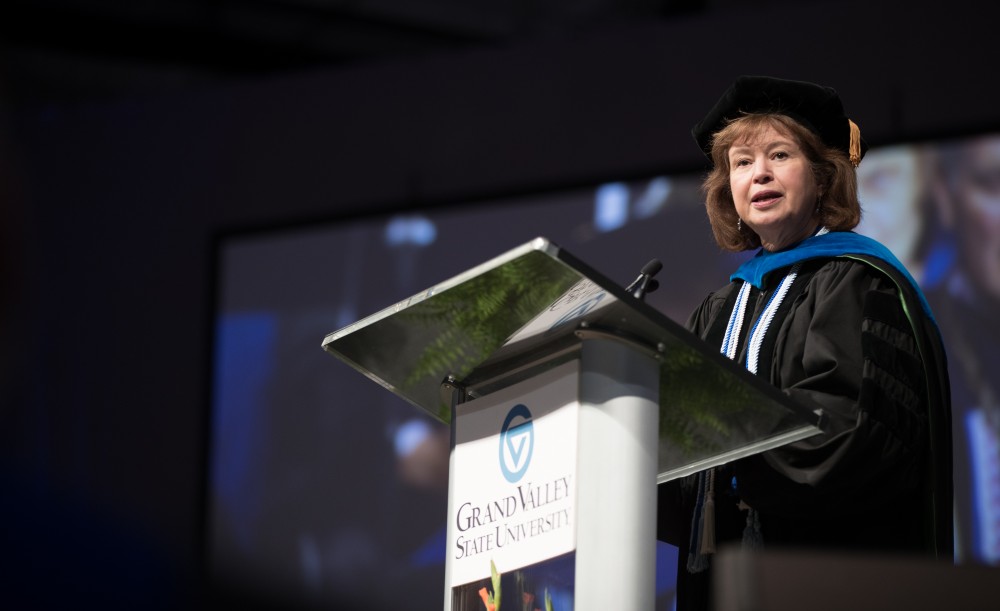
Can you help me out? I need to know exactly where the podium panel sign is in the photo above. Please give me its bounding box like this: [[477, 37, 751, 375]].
[[448, 360, 580, 589]]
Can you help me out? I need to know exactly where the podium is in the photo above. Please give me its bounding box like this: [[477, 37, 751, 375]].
[[322, 237, 824, 610]]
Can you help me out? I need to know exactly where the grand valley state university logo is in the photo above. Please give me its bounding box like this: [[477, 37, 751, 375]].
[[499, 404, 534, 483]]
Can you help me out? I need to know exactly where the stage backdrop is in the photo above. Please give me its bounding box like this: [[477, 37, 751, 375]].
[[208, 132, 1000, 610]]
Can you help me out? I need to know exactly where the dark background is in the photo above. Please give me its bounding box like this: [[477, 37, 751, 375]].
[[2, 0, 999, 608]]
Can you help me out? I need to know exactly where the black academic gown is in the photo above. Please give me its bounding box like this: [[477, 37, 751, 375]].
[[657, 255, 952, 611]]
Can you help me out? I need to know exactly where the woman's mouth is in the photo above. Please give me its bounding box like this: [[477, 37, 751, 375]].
[[751, 190, 782, 207]]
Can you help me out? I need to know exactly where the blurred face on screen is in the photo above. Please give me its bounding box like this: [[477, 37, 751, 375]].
[[946, 136, 1000, 303], [858, 146, 925, 267]]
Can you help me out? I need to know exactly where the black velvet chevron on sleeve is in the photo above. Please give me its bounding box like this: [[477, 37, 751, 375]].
[[854, 255, 954, 558]]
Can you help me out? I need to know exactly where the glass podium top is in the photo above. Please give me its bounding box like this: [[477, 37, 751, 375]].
[[323, 237, 824, 482]]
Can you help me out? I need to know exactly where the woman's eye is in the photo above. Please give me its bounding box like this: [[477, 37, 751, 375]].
[[773, 151, 788, 160]]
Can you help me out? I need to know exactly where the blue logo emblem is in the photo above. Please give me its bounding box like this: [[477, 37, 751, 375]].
[[499, 404, 534, 483]]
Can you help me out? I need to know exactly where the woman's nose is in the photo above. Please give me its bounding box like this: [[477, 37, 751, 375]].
[[753, 160, 773, 183]]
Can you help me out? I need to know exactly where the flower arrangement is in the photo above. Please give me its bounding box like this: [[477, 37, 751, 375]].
[[478, 560, 554, 611], [477, 560, 501, 611]]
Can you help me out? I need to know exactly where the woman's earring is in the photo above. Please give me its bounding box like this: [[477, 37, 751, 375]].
[[737, 218, 742, 232]]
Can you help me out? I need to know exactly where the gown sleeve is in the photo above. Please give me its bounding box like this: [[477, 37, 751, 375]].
[[732, 260, 929, 518]]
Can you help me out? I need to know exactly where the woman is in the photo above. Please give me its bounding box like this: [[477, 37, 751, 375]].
[[657, 76, 952, 611]]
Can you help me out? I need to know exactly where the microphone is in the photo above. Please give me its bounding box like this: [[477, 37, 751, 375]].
[[625, 258, 662, 301]]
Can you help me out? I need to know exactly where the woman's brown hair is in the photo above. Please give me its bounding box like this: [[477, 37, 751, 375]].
[[703, 113, 861, 251]]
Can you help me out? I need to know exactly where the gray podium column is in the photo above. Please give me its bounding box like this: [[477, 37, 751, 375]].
[[575, 337, 659, 610]]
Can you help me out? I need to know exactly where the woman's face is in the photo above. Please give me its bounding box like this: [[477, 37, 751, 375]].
[[728, 124, 821, 251]]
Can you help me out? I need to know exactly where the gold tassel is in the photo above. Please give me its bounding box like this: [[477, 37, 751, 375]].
[[848, 119, 862, 167]]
